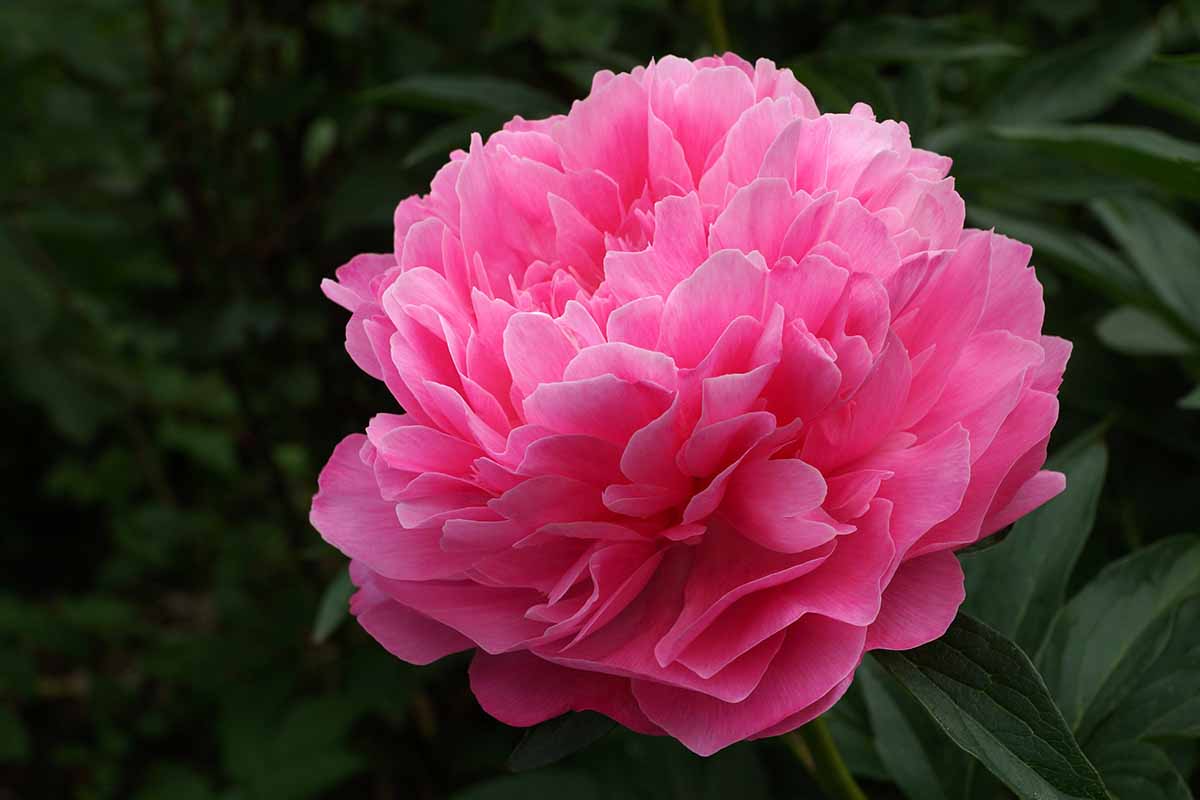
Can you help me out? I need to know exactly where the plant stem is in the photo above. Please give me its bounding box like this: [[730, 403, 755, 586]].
[[785, 717, 867, 800], [694, 0, 731, 53]]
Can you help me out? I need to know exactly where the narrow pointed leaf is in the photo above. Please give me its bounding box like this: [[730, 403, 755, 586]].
[[1095, 307, 1195, 356], [874, 613, 1110, 800], [507, 711, 615, 772], [962, 431, 1107, 654], [311, 568, 354, 644], [1091, 197, 1200, 332], [994, 125, 1200, 199]]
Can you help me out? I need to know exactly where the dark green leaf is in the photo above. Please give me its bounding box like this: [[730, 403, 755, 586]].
[[1086, 741, 1192, 800], [987, 29, 1158, 123], [1091, 197, 1200, 332], [859, 660, 967, 800], [962, 431, 1107, 654], [823, 15, 1022, 63], [1125, 56, 1200, 126], [310, 568, 354, 644], [994, 125, 1200, 199], [453, 770, 601, 800], [875, 613, 1110, 800], [358, 75, 561, 116], [1179, 385, 1200, 410], [823, 679, 891, 780], [1086, 596, 1200, 745], [1038, 536, 1200, 737], [508, 711, 615, 771], [966, 207, 1147, 305], [1095, 307, 1195, 356], [404, 112, 510, 168]]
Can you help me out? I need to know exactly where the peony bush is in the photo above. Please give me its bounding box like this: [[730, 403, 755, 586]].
[[311, 53, 1067, 756]]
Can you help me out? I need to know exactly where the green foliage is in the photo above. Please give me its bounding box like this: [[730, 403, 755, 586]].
[[876, 614, 1110, 800], [4, 0, 1200, 798], [508, 712, 616, 772]]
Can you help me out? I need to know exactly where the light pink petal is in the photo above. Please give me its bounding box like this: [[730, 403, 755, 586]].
[[606, 295, 665, 348], [503, 312, 580, 398], [660, 250, 767, 368], [563, 342, 678, 390], [557, 73, 649, 207], [708, 178, 805, 263], [976, 231, 1043, 340]]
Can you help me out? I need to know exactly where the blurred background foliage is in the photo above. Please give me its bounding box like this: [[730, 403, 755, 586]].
[[3, 0, 1200, 798]]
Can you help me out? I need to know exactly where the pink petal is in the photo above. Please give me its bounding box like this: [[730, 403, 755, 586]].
[[631, 615, 865, 756], [867, 550, 964, 651], [350, 563, 473, 664], [660, 250, 767, 368], [470, 650, 662, 734]]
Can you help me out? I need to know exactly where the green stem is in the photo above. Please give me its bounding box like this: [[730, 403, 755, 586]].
[[785, 717, 867, 800], [694, 0, 731, 52]]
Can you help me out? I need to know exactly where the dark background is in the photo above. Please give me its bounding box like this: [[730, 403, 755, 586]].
[[3, 1, 1199, 798]]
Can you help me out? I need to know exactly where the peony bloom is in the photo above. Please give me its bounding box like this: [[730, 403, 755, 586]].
[[311, 53, 1068, 756]]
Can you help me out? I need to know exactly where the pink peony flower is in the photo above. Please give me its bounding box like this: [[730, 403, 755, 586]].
[[311, 53, 1069, 756]]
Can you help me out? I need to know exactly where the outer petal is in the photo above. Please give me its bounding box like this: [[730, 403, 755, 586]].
[[349, 562, 472, 664], [631, 616, 865, 755], [470, 650, 663, 734], [866, 550, 964, 651]]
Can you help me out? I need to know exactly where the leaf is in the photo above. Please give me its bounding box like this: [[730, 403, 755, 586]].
[[403, 112, 509, 168], [994, 125, 1200, 199], [874, 613, 1110, 800], [358, 75, 560, 116], [1038, 536, 1200, 739], [823, 15, 1023, 63], [1095, 307, 1195, 356], [1086, 596, 1200, 744], [507, 711, 615, 771], [1179, 385, 1200, 410], [966, 207, 1147, 305], [895, 64, 939, 144], [962, 430, 1107, 654], [986, 28, 1158, 123], [311, 567, 354, 644], [1125, 57, 1200, 126], [859, 660, 967, 800], [1086, 741, 1192, 800], [942, 134, 1138, 204], [823, 679, 891, 780], [791, 58, 897, 119], [1091, 197, 1200, 332], [452, 771, 601, 800]]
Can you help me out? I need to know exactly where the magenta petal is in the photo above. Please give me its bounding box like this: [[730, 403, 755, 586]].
[[350, 563, 473, 664], [632, 616, 865, 756], [867, 550, 964, 651], [470, 650, 662, 734]]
